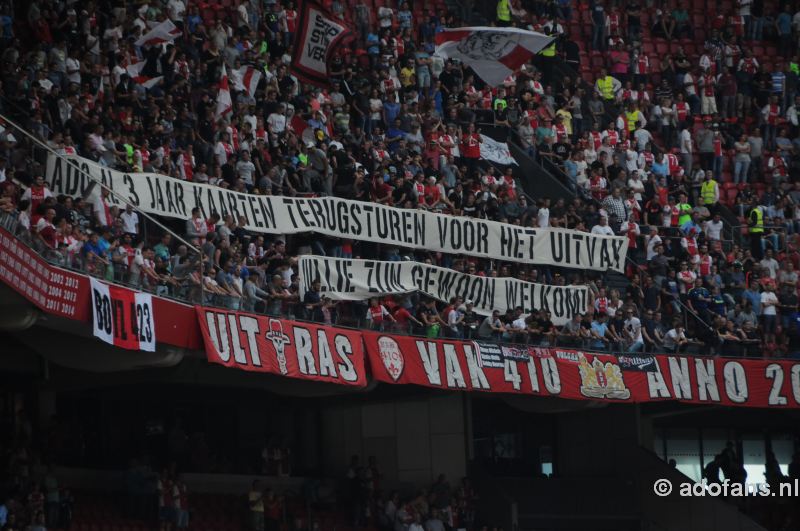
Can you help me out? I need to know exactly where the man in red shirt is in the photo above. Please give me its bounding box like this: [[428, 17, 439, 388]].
[[35, 207, 58, 249], [392, 300, 423, 333], [460, 122, 482, 176]]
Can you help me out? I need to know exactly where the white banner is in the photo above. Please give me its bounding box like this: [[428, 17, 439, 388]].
[[90, 278, 156, 351], [46, 154, 627, 272], [298, 256, 589, 325], [480, 134, 517, 165]]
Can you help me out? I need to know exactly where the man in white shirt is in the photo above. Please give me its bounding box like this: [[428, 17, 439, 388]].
[[65, 50, 81, 85], [537, 199, 550, 228], [120, 203, 139, 240], [633, 124, 653, 151], [236, 150, 256, 187], [760, 283, 779, 343], [128, 248, 145, 288], [786, 95, 800, 126], [759, 249, 780, 279], [623, 309, 644, 352], [703, 213, 724, 241], [267, 104, 287, 134], [214, 132, 234, 166], [645, 226, 663, 260], [662, 321, 689, 352], [447, 304, 464, 339], [679, 124, 693, 177], [591, 215, 615, 235]]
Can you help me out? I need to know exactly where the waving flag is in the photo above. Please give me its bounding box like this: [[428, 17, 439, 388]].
[[291, 1, 353, 87], [125, 60, 162, 89], [232, 65, 262, 98], [94, 78, 105, 105], [215, 65, 232, 120], [135, 19, 182, 47], [480, 134, 518, 165], [434, 27, 553, 87]]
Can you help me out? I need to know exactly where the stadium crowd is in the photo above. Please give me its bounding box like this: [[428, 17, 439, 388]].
[[0, 0, 799, 359], [0, 409, 74, 531]]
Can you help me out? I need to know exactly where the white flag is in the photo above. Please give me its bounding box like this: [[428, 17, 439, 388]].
[[480, 134, 517, 165], [135, 19, 182, 48], [125, 60, 163, 89], [434, 27, 553, 87], [215, 64, 232, 119], [232, 66, 262, 98]]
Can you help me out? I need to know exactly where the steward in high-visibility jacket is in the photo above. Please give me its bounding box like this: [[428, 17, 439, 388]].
[[594, 69, 620, 101], [700, 175, 719, 207], [497, 0, 511, 24], [749, 203, 764, 259]]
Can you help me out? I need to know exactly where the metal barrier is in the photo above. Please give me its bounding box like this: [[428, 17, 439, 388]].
[[1, 209, 765, 358], [729, 224, 790, 254]]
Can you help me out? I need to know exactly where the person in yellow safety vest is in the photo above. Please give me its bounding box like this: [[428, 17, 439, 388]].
[[700, 171, 719, 209], [497, 0, 511, 25], [540, 41, 557, 57], [748, 200, 764, 258], [624, 102, 646, 133], [594, 68, 621, 101]]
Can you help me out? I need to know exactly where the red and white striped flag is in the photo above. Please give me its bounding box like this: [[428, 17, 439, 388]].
[[232, 65, 262, 98], [94, 78, 105, 104], [125, 60, 163, 89], [434, 27, 553, 87], [135, 19, 182, 47], [215, 64, 233, 120]]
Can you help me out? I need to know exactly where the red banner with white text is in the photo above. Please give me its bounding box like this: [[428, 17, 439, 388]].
[[0, 226, 89, 320], [196, 307, 367, 387], [363, 331, 800, 408]]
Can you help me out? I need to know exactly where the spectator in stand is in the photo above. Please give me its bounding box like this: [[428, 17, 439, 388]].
[[3, 0, 800, 358]]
